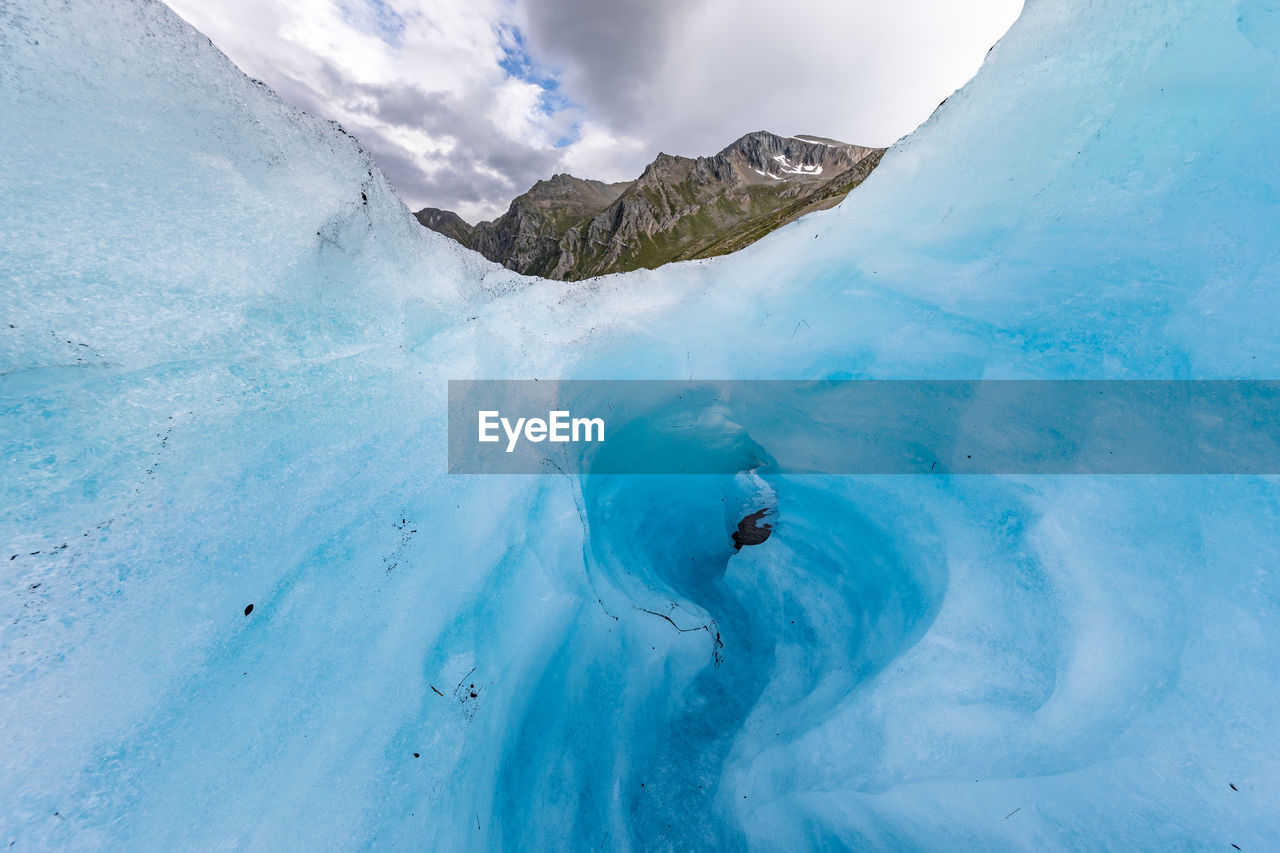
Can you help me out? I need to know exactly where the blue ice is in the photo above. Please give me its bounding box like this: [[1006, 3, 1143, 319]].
[[2, 0, 1279, 849]]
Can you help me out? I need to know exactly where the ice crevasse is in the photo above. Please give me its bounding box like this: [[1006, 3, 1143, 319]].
[[2, 0, 1280, 849]]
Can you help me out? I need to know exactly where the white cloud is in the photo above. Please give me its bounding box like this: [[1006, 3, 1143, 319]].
[[164, 0, 1022, 221], [558, 122, 649, 184]]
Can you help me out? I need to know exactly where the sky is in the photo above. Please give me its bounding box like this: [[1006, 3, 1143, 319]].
[[164, 0, 1023, 223]]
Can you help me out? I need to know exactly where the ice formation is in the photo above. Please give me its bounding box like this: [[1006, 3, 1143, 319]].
[[3, 0, 1280, 849]]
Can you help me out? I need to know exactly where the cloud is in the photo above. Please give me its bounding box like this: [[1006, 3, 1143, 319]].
[[164, 0, 1022, 221], [164, 0, 566, 221], [521, 0, 1025, 160], [515, 0, 688, 126]]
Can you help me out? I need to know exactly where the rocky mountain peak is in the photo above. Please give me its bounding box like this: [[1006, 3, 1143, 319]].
[[717, 130, 876, 184]]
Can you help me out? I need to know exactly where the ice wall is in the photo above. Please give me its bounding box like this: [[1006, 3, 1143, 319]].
[[3, 0, 1280, 850]]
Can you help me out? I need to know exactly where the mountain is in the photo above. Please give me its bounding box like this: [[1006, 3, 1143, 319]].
[[424, 174, 633, 278], [413, 207, 473, 244], [415, 131, 884, 279]]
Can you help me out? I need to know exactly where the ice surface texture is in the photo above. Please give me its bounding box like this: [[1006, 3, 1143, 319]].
[[3, 0, 1280, 849]]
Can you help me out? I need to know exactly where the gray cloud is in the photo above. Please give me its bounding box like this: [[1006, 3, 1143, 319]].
[[344, 79, 565, 220], [518, 0, 689, 126], [362, 83, 450, 131]]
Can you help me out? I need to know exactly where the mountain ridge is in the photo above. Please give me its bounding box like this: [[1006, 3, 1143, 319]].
[[415, 130, 884, 280]]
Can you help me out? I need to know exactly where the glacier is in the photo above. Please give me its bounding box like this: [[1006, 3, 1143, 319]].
[[3, 0, 1280, 849]]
